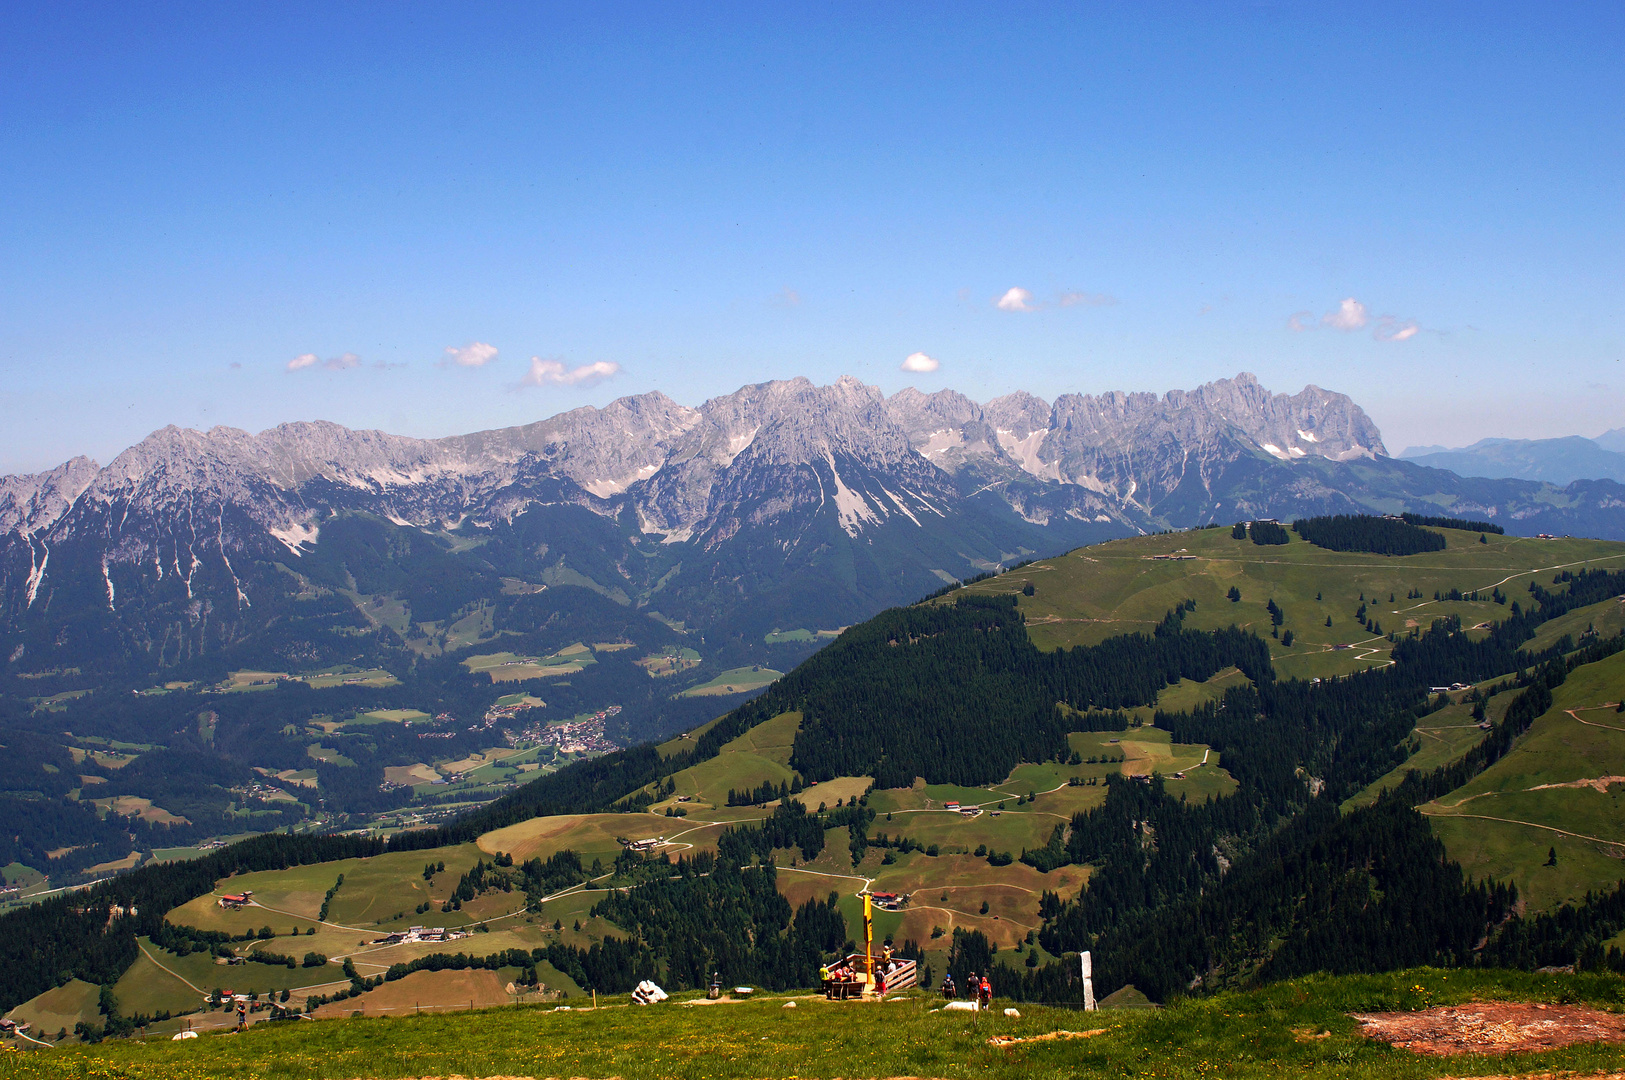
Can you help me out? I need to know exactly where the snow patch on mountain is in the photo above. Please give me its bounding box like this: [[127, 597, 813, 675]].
[[269, 521, 321, 555], [826, 455, 880, 536]]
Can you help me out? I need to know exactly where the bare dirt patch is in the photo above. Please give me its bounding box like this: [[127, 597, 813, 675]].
[[1353, 1002, 1625, 1055], [987, 1028, 1108, 1047]]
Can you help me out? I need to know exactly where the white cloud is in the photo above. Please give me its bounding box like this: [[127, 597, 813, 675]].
[[520, 357, 621, 388], [288, 351, 362, 372], [1057, 291, 1116, 308], [1374, 317, 1420, 342], [900, 352, 940, 373], [1322, 297, 1369, 331], [442, 342, 498, 368], [996, 287, 1037, 312], [1291, 297, 1423, 341]]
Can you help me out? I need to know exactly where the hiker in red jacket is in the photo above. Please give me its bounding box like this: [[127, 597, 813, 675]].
[[979, 974, 992, 1009]]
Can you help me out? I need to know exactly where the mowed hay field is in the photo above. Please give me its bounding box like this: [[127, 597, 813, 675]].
[[679, 666, 784, 697], [462, 646, 595, 683], [478, 813, 691, 866], [962, 525, 1625, 679], [309, 968, 517, 1018], [1420, 647, 1625, 912], [3, 979, 100, 1040]]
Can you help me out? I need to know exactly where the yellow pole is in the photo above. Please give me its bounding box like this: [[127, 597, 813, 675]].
[[862, 891, 874, 998]]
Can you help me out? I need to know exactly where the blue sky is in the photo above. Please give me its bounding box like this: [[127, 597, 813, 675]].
[[1, 3, 1621, 474]]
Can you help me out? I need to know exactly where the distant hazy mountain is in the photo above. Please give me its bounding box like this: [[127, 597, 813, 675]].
[[1399, 436, 1625, 485], [1595, 427, 1625, 454], [5, 372, 1625, 681]]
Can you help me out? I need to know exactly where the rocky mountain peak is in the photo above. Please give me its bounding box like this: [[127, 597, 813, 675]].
[[0, 456, 101, 535]]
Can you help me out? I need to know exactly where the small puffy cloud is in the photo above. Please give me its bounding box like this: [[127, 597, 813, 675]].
[[520, 357, 621, 388], [442, 342, 498, 368], [288, 351, 362, 372], [1322, 297, 1369, 331], [1057, 291, 1116, 308], [900, 352, 940, 373], [996, 287, 1038, 312], [1374, 317, 1420, 342], [772, 286, 801, 307], [1290, 298, 1423, 341]]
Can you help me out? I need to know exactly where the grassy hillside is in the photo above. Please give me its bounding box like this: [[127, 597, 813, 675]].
[[2, 980, 99, 1043], [963, 524, 1625, 678], [7, 969, 1625, 1079], [1420, 647, 1625, 911]]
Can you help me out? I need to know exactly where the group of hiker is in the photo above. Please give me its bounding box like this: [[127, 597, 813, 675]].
[[819, 945, 916, 999], [940, 971, 993, 1008]]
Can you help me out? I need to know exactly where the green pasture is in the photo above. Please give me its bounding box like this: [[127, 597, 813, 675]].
[[305, 744, 355, 767], [1151, 666, 1253, 714], [342, 590, 413, 638], [349, 708, 429, 725], [164, 844, 487, 935], [1342, 690, 1525, 811], [302, 667, 399, 690], [114, 939, 348, 1015], [655, 714, 726, 758], [219, 670, 288, 693], [1525, 594, 1625, 654], [662, 712, 801, 805], [462, 646, 596, 683], [679, 666, 784, 697], [639, 646, 703, 678], [477, 813, 691, 868], [442, 604, 496, 651], [962, 528, 1625, 678], [873, 806, 1062, 859], [1420, 647, 1625, 910], [763, 627, 842, 644], [3, 979, 99, 1040]]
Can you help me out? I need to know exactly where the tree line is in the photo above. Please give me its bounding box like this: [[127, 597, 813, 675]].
[[1293, 515, 1446, 555]]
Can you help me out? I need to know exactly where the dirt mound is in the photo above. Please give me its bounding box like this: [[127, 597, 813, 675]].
[[1353, 1002, 1625, 1055]]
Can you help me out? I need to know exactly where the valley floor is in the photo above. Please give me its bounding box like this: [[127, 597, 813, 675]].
[[4, 970, 1625, 1079]]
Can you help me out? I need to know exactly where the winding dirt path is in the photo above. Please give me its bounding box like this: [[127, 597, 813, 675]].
[[1417, 809, 1625, 851]]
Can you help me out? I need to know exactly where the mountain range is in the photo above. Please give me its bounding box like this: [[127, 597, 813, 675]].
[[1400, 432, 1625, 485], [6, 372, 1625, 682]]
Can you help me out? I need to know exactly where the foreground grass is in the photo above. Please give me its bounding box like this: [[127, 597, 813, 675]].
[[7, 969, 1625, 1079]]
